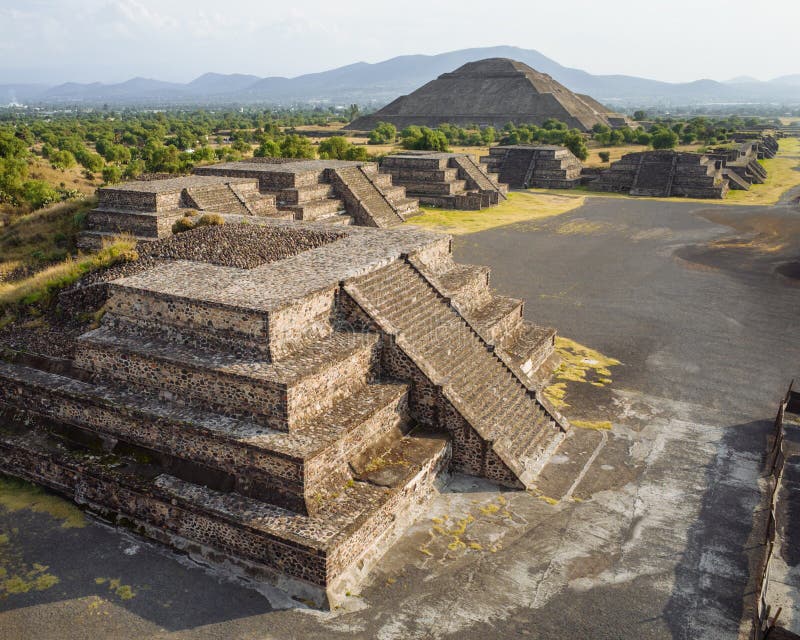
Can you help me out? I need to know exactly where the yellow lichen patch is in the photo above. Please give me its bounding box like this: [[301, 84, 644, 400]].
[[97, 577, 136, 600], [0, 534, 8, 545], [544, 337, 621, 410], [479, 502, 501, 515], [0, 478, 85, 528], [0, 562, 60, 596], [405, 191, 585, 235], [571, 420, 613, 431], [539, 496, 559, 506]]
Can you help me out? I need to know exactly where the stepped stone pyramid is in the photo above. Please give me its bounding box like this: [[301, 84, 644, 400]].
[[0, 221, 568, 606], [591, 150, 730, 199], [346, 58, 629, 132], [380, 152, 508, 209], [80, 159, 419, 248], [704, 141, 768, 190], [481, 145, 584, 189]]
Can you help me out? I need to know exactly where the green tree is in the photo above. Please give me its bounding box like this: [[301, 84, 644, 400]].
[[368, 122, 397, 145], [279, 134, 315, 159], [49, 149, 77, 170], [254, 139, 281, 157], [651, 129, 679, 149], [348, 104, 360, 122], [633, 110, 647, 121], [21, 180, 60, 209], [598, 151, 610, 163], [400, 126, 449, 151], [562, 130, 588, 161]]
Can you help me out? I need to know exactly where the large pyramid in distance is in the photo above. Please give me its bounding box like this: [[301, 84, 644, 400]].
[[347, 58, 628, 132]]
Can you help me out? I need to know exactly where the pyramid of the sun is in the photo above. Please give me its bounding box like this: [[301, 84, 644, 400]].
[[347, 58, 627, 132]]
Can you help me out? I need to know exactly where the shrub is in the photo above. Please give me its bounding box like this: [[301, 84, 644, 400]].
[[197, 213, 224, 227], [651, 129, 679, 150], [400, 126, 449, 151], [101, 164, 123, 185], [562, 130, 588, 161], [368, 122, 397, 145], [49, 150, 76, 170], [598, 151, 610, 163]]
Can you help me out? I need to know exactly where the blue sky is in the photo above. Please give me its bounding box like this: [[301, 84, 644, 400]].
[[1, 0, 798, 84]]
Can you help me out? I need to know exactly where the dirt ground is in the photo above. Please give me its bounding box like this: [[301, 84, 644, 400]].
[[1, 194, 800, 639]]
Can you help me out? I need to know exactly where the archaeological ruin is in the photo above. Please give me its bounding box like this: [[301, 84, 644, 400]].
[[379, 152, 508, 209], [346, 58, 630, 132], [0, 220, 568, 607], [80, 159, 419, 248], [480, 145, 584, 189], [589, 150, 730, 198]]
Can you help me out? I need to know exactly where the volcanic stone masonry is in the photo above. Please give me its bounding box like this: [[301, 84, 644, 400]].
[[589, 150, 731, 198], [481, 145, 584, 189], [0, 220, 568, 607], [380, 152, 508, 209], [79, 159, 420, 248]]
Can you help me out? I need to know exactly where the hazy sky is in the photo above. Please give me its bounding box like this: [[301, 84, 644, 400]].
[[1, 0, 798, 84]]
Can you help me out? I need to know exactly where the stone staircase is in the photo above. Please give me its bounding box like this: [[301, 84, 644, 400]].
[[184, 183, 252, 215], [344, 259, 567, 488], [331, 166, 408, 227], [497, 147, 536, 188], [450, 155, 508, 203]]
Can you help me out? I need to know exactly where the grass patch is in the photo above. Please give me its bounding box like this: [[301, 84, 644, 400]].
[[571, 420, 613, 430], [405, 190, 585, 235], [544, 337, 621, 410], [0, 237, 137, 313], [725, 137, 800, 205], [0, 197, 97, 280]]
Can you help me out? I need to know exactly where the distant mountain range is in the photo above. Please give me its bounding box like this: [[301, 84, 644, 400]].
[[2, 46, 799, 108]]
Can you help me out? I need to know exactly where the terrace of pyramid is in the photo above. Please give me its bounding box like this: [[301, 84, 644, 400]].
[[0, 220, 568, 607], [79, 159, 420, 248]]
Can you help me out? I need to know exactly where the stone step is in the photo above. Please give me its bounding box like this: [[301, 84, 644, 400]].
[[400, 180, 469, 196], [282, 197, 346, 221], [184, 185, 251, 216], [0, 426, 449, 607], [75, 326, 380, 432], [273, 183, 334, 205], [436, 263, 492, 312], [85, 209, 181, 238], [0, 361, 410, 515], [464, 295, 524, 344], [496, 322, 557, 380]]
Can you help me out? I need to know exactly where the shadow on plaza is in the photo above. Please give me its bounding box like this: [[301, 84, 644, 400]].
[[0, 501, 275, 631], [663, 417, 773, 638]]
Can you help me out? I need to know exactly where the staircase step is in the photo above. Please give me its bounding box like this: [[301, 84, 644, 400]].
[[466, 295, 524, 343]]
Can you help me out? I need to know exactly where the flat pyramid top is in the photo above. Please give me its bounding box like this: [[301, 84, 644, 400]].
[[441, 57, 561, 93]]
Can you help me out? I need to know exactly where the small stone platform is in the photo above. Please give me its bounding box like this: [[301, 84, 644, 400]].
[[590, 150, 730, 198], [480, 145, 583, 189], [0, 221, 567, 607], [380, 152, 508, 209]]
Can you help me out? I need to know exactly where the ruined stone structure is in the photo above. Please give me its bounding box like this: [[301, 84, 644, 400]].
[[704, 142, 768, 190], [80, 160, 419, 248], [380, 152, 508, 209], [480, 145, 583, 189], [346, 58, 629, 132], [590, 150, 730, 198], [0, 221, 567, 607]]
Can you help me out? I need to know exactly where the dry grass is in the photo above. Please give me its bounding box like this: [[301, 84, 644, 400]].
[[725, 137, 800, 205], [25, 156, 102, 196], [0, 236, 137, 311], [0, 197, 97, 280], [405, 190, 585, 235]]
